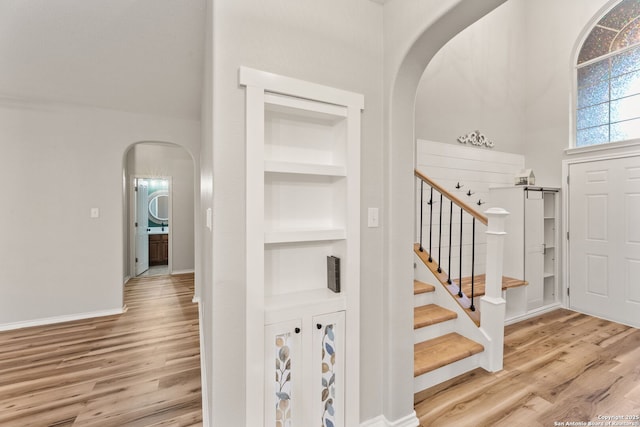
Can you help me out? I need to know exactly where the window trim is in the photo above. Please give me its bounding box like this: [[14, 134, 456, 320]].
[[566, 136, 640, 155], [571, 0, 640, 149]]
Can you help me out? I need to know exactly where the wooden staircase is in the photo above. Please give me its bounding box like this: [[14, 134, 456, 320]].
[[413, 170, 520, 394], [412, 280, 484, 392]]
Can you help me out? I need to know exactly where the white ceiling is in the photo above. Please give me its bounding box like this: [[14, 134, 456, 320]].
[[0, 0, 206, 119]]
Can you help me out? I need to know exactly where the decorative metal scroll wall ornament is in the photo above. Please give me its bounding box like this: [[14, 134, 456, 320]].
[[457, 130, 495, 148]]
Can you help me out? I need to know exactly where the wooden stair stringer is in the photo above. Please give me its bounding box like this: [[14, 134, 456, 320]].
[[414, 243, 480, 326]]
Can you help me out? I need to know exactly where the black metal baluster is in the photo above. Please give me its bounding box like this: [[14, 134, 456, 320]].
[[428, 187, 433, 262], [437, 192, 443, 273], [447, 200, 453, 284], [470, 217, 476, 311], [419, 180, 424, 252], [458, 207, 463, 297]]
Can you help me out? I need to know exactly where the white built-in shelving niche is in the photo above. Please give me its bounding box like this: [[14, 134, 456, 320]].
[[240, 66, 363, 427], [263, 92, 349, 305]]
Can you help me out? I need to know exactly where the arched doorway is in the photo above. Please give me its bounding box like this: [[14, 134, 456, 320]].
[[383, 0, 507, 421], [122, 141, 197, 295]]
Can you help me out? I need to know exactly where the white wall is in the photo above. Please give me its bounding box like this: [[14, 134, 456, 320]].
[[198, 1, 214, 425], [415, 139, 525, 277], [414, 0, 613, 187], [0, 100, 199, 328], [414, 0, 527, 154], [523, 0, 611, 187], [206, 0, 383, 424], [126, 143, 195, 274]]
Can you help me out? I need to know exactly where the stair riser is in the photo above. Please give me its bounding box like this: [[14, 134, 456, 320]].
[[413, 352, 482, 394], [413, 292, 433, 307], [414, 320, 455, 344]]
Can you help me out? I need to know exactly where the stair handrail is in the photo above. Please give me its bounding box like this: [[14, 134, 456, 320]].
[[415, 169, 487, 311], [415, 170, 487, 226]]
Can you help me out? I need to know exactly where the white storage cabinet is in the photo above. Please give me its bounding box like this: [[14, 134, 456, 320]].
[[265, 311, 345, 427], [488, 186, 561, 320], [240, 67, 363, 427]]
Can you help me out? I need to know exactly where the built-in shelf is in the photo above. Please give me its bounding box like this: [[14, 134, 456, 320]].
[[264, 288, 346, 323], [264, 160, 346, 176], [265, 93, 347, 121], [264, 228, 346, 244], [490, 186, 560, 321], [241, 66, 362, 427]]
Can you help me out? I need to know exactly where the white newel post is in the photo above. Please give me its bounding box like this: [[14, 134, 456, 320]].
[[480, 207, 509, 372]]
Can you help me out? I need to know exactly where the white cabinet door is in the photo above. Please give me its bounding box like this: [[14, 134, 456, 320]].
[[265, 319, 303, 427], [312, 312, 345, 427], [265, 312, 345, 427], [524, 190, 544, 309]]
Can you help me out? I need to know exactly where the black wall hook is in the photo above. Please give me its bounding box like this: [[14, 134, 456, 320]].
[[466, 190, 475, 197], [455, 182, 463, 189]]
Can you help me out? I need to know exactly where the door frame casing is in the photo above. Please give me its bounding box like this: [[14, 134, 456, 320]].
[[562, 147, 640, 313], [129, 175, 173, 277]]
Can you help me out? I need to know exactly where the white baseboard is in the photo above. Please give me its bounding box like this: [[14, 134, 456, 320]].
[[504, 303, 563, 326], [0, 307, 126, 332], [361, 412, 419, 427], [172, 269, 195, 275], [123, 275, 132, 285], [195, 298, 210, 427], [192, 296, 201, 304]]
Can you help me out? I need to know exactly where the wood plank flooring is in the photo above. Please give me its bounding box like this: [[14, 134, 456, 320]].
[[0, 273, 202, 427], [415, 308, 640, 427]]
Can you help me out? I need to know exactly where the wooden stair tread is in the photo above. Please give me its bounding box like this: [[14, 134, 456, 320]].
[[414, 244, 481, 326], [460, 274, 528, 298], [414, 333, 484, 377], [414, 304, 457, 329], [414, 280, 435, 295]]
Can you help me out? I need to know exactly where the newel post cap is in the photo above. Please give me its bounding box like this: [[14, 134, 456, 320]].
[[484, 207, 509, 217], [485, 207, 509, 233]]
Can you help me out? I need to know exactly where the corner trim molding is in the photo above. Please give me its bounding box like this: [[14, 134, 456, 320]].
[[195, 298, 210, 427], [360, 412, 420, 427], [0, 307, 126, 332]]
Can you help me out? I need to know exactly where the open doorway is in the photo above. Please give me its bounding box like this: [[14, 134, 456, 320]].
[[124, 142, 195, 282], [133, 177, 171, 277]]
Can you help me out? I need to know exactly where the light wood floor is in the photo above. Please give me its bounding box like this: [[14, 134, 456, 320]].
[[415, 309, 640, 426], [0, 273, 202, 427]]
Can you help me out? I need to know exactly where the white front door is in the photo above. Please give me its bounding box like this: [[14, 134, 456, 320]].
[[569, 156, 640, 327], [135, 179, 150, 276]]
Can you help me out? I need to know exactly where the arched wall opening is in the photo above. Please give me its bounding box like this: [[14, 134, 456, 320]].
[[121, 141, 199, 302], [383, 0, 507, 420]]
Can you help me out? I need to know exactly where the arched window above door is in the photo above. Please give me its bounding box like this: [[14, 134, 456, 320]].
[[576, 0, 640, 147]]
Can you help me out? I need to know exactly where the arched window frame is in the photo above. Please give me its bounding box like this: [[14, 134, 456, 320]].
[[573, 0, 640, 149]]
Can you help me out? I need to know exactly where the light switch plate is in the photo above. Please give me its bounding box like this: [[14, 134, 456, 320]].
[[368, 207, 379, 228], [206, 208, 212, 230]]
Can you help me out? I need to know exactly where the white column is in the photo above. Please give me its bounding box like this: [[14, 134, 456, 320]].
[[480, 207, 509, 372]]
